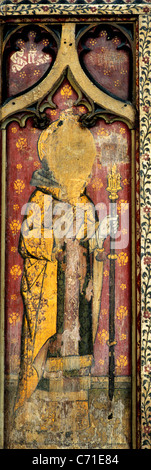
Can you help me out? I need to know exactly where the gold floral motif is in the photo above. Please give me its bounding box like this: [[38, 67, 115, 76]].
[[11, 247, 17, 252], [119, 127, 126, 135], [11, 127, 18, 134], [122, 178, 129, 186], [61, 84, 72, 97], [92, 178, 103, 190], [50, 110, 57, 116], [30, 44, 37, 52], [104, 270, 109, 277], [112, 36, 120, 45], [10, 265, 22, 280], [79, 106, 86, 113], [116, 355, 128, 372], [29, 31, 36, 39], [42, 39, 49, 46], [98, 329, 109, 345], [16, 163, 22, 170], [103, 69, 110, 76], [101, 309, 108, 316], [117, 199, 129, 213], [114, 80, 120, 87], [34, 69, 40, 76], [19, 71, 26, 78], [117, 252, 128, 266], [14, 179, 25, 194], [11, 294, 17, 300], [34, 161, 41, 168], [16, 137, 28, 151], [17, 39, 25, 47], [100, 31, 107, 38], [13, 204, 19, 210], [116, 305, 128, 320], [121, 228, 128, 235], [99, 359, 105, 366], [89, 39, 97, 46], [120, 68, 127, 75], [10, 219, 21, 235], [120, 283, 127, 290], [9, 312, 20, 325], [97, 128, 109, 137], [120, 334, 127, 341]]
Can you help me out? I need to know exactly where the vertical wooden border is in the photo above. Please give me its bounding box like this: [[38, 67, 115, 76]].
[[139, 14, 151, 449], [0, 127, 6, 449], [131, 129, 137, 449]]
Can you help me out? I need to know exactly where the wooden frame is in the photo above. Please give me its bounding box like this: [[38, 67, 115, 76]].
[[0, 2, 151, 450]]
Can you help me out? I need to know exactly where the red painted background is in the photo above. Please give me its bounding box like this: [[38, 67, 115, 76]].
[[4, 25, 131, 378], [5, 80, 131, 377]]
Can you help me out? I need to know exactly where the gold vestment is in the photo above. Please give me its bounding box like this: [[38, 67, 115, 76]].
[[14, 187, 103, 411]]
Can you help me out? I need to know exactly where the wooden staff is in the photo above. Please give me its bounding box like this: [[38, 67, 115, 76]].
[[106, 164, 121, 402]]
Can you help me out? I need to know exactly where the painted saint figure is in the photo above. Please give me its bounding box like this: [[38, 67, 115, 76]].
[[14, 111, 117, 411]]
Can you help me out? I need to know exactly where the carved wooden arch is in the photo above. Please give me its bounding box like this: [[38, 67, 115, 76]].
[[0, 22, 136, 127]]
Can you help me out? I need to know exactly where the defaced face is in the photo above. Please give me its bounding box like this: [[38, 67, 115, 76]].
[[38, 112, 96, 203]]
